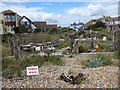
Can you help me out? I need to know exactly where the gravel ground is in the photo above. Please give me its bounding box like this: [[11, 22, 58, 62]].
[[2, 55, 119, 88]]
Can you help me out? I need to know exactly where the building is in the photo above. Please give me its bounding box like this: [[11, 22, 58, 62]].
[[82, 21, 91, 29], [0, 13, 4, 34], [19, 16, 36, 32], [0, 9, 58, 34], [70, 22, 84, 31], [46, 24, 57, 29], [98, 16, 115, 30], [83, 16, 120, 30], [0, 10, 22, 34], [33, 21, 46, 31], [112, 16, 120, 30]]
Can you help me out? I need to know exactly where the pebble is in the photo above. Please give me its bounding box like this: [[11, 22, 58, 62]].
[[2, 56, 119, 88]]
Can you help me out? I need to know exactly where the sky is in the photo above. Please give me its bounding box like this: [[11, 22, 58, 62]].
[[0, 0, 119, 27]]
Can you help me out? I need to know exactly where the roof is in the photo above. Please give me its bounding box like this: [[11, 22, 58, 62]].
[[112, 16, 120, 21], [46, 24, 57, 28], [71, 22, 77, 25], [46, 24, 57, 26], [82, 21, 90, 27], [98, 16, 114, 21], [33, 21, 46, 24], [90, 19, 97, 22], [20, 16, 32, 23], [2, 9, 15, 13], [71, 22, 84, 26], [34, 21, 46, 23], [78, 22, 84, 25]]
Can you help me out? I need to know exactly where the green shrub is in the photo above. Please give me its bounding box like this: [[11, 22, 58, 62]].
[[78, 44, 87, 53], [59, 35, 64, 39], [84, 58, 102, 68], [96, 33, 104, 39], [96, 54, 112, 66], [97, 27, 104, 31], [16, 69, 22, 77], [47, 56, 64, 65], [99, 44, 109, 52], [2, 69, 13, 79], [29, 56, 45, 66], [2, 56, 46, 78], [69, 55, 73, 58], [114, 50, 120, 59], [2, 55, 64, 78], [81, 54, 112, 68]]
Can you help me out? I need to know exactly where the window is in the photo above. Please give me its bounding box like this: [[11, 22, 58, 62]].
[[12, 15, 15, 21], [115, 21, 118, 24], [24, 22, 27, 27], [7, 15, 11, 21], [4, 15, 7, 22]]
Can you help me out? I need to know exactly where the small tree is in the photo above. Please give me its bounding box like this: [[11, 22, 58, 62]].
[[13, 27, 20, 33], [97, 27, 104, 31], [87, 24, 96, 31], [13, 26, 28, 33], [95, 21, 106, 28]]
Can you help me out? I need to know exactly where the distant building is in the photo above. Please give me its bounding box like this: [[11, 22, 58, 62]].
[[0, 10, 22, 34], [82, 21, 91, 29], [46, 24, 57, 29], [33, 21, 46, 31], [70, 22, 84, 31], [0, 9, 58, 34], [83, 16, 120, 30], [112, 16, 120, 30]]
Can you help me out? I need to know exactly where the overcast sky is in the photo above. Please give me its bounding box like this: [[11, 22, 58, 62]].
[[0, 0, 119, 27]]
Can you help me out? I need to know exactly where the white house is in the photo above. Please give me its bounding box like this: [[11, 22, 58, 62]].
[[70, 22, 84, 31], [19, 16, 36, 32]]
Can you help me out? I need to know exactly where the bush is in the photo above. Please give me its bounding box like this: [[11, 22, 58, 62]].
[[96, 54, 112, 66], [2, 56, 46, 78], [69, 55, 73, 58], [78, 44, 87, 53], [99, 44, 109, 52], [2, 55, 64, 78], [81, 54, 112, 68], [2, 33, 13, 42], [47, 56, 64, 65], [13, 26, 28, 33], [84, 58, 102, 68], [97, 27, 104, 31], [114, 50, 120, 59], [96, 33, 104, 39]]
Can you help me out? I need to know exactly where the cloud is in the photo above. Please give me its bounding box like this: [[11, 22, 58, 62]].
[[0, 2, 118, 27], [0, 2, 61, 24], [64, 2, 118, 25], [67, 3, 117, 17]]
